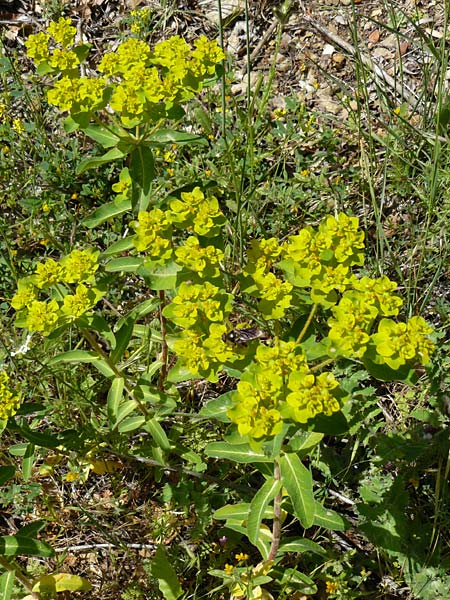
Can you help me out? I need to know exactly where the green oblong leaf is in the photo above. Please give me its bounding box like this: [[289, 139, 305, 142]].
[[76, 145, 131, 174], [105, 256, 144, 273], [102, 236, 135, 257], [138, 261, 183, 290], [116, 298, 160, 330], [313, 501, 348, 531], [83, 124, 121, 148], [221, 521, 271, 560], [150, 545, 182, 600], [15, 428, 60, 449], [107, 377, 125, 423], [205, 442, 271, 463], [115, 400, 138, 425], [214, 503, 274, 521], [248, 477, 282, 545], [22, 443, 34, 482], [130, 146, 155, 211], [198, 393, 233, 422], [117, 415, 146, 433], [148, 129, 209, 146], [32, 573, 91, 593], [0, 570, 15, 600], [47, 351, 115, 378], [286, 430, 323, 455], [143, 418, 171, 451], [0, 536, 54, 557], [82, 198, 131, 228], [110, 319, 134, 365], [0, 465, 15, 486], [273, 567, 317, 594], [279, 453, 315, 528], [278, 537, 326, 556], [17, 520, 46, 538]]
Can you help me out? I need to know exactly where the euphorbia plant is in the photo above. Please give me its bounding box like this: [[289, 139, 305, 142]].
[[2, 17, 436, 600], [25, 17, 225, 212], [8, 202, 434, 598]]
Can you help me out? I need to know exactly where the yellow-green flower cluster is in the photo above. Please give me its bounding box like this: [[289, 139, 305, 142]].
[[47, 76, 106, 115], [371, 316, 434, 369], [280, 214, 363, 305], [25, 17, 76, 63], [324, 266, 434, 368], [61, 284, 99, 321], [327, 292, 376, 359], [228, 341, 345, 438], [175, 236, 223, 279], [0, 371, 21, 420], [11, 249, 101, 335], [130, 188, 228, 276], [327, 280, 434, 368], [131, 208, 173, 263], [243, 238, 292, 320], [112, 167, 132, 199], [169, 187, 226, 237], [162, 282, 236, 380], [316, 213, 365, 265], [243, 238, 283, 275], [252, 272, 293, 320], [129, 7, 153, 34], [25, 299, 60, 335], [26, 19, 224, 127], [59, 248, 100, 284]]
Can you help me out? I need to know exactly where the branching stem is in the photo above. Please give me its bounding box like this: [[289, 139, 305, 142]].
[[268, 459, 282, 561], [296, 303, 317, 344], [158, 290, 168, 390]]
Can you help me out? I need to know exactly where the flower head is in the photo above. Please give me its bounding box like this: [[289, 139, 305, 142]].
[[0, 372, 21, 420]]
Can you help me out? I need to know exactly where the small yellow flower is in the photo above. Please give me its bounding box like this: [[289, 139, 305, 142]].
[[325, 580, 339, 594], [163, 150, 176, 162], [300, 169, 309, 177], [65, 472, 79, 482], [12, 118, 25, 133], [313, 81, 320, 90], [205, 169, 212, 177], [394, 106, 401, 115], [42, 203, 50, 212], [2, 145, 10, 154], [0, 371, 21, 420], [70, 192, 79, 200], [235, 552, 249, 561], [273, 107, 286, 121], [166, 167, 175, 177], [224, 564, 234, 575]]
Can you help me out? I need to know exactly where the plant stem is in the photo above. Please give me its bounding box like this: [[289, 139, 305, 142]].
[[81, 328, 149, 417], [0, 556, 37, 595], [268, 459, 282, 561], [158, 290, 168, 390], [296, 304, 317, 344]]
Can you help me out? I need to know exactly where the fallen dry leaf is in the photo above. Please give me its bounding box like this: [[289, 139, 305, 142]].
[[368, 30, 381, 44]]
